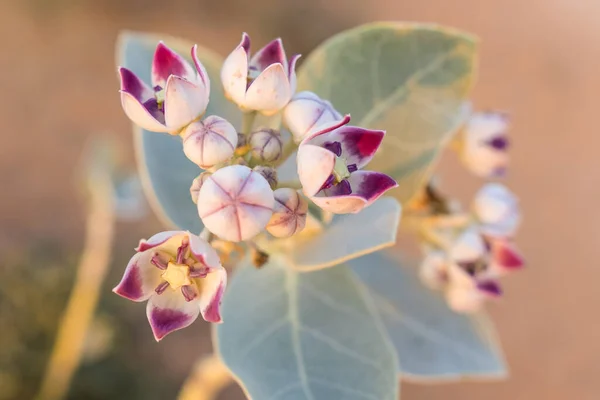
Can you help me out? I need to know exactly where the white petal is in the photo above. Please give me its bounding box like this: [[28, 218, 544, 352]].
[[164, 76, 209, 131], [112, 250, 163, 301], [221, 46, 248, 106], [199, 267, 227, 323], [297, 144, 335, 197], [245, 63, 291, 115]]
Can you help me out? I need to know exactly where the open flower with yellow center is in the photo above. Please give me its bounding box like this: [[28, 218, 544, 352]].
[[113, 231, 226, 341]]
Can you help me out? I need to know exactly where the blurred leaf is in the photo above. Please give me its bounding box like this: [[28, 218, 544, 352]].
[[349, 250, 507, 381], [298, 22, 478, 204], [216, 257, 399, 400], [116, 31, 240, 232], [290, 197, 401, 271]]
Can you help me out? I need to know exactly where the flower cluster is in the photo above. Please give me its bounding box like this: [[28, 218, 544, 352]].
[[114, 34, 397, 339], [414, 107, 522, 313]]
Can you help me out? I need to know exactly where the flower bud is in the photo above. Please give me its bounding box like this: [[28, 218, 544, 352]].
[[253, 166, 278, 189], [460, 111, 509, 178], [190, 172, 212, 204], [249, 128, 283, 162], [182, 116, 238, 169], [283, 91, 342, 142], [266, 188, 308, 238], [197, 165, 274, 242], [473, 183, 520, 238]]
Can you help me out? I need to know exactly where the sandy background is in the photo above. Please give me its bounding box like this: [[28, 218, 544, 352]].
[[0, 0, 597, 398]]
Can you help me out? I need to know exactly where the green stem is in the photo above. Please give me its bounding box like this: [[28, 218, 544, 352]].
[[277, 180, 302, 190], [241, 111, 257, 135]]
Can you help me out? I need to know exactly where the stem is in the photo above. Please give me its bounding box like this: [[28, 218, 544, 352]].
[[241, 111, 257, 135], [177, 354, 233, 400], [36, 142, 116, 400]]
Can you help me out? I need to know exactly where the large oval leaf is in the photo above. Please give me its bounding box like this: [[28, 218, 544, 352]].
[[298, 23, 477, 204], [216, 257, 399, 400], [117, 31, 240, 232], [349, 249, 507, 381], [289, 197, 401, 271]]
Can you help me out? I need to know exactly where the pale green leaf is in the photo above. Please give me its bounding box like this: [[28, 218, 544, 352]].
[[298, 23, 478, 204], [289, 197, 401, 271], [216, 257, 399, 400], [116, 31, 240, 232], [349, 249, 507, 381]]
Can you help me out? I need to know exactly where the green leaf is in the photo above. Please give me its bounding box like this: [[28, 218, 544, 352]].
[[289, 197, 401, 271], [116, 31, 240, 232], [349, 250, 507, 381], [216, 257, 399, 400], [297, 23, 478, 204]]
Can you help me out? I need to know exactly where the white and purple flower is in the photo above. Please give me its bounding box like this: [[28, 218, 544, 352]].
[[473, 183, 521, 238], [182, 116, 238, 169], [460, 111, 510, 178], [297, 115, 398, 214], [221, 33, 300, 115], [119, 42, 210, 133], [113, 231, 226, 341]]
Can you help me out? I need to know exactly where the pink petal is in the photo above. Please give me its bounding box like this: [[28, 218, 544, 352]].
[[199, 267, 227, 323], [221, 45, 249, 106], [309, 126, 385, 168], [245, 63, 291, 115], [152, 41, 196, 88], [239, 32, 251, 53], [188, 233, 222, 270], [297, 144, 336, 197], [476, 280, 503, 297], [119, 67, 154, 102], [303, 114, 351, 143], [311, 171, 397, 214], [113, 251, 163, 302], [491, 239, 525, 271], [288, 54, 301, 93], [119, 91, 168, 132], [191, 45, 210, 90], [136, 230, 186, 252], [146, 289, 201, 341], [163, 75, 208, 131], [249, 38, 287, 73]]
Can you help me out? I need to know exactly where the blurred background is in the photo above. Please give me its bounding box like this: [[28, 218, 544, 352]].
[[0, 0, 597, 399]]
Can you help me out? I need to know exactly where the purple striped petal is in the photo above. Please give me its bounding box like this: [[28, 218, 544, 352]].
[[119, 67, 154, 102], [309, 126, 385, 168], [188, 233, 222, 270], [199, 267, 227, 323], [249, 38, 287, 73], [288, 54, 301, 93], [113, 251, 163, 302], [119, 91, 168, 132], [303, 114, 351, 143], [152, 41, 196, 88], [239, 32, 251, 53], [146, 289, 201, 341], [477, 280, 503, 297], [136, 231, 186, 252], [312, 171, 397, 214]]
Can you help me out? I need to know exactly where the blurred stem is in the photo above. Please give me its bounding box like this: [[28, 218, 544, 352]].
[[36, 144, 115, 400], [177, 354, 233, 400], [277, 180, 302, 190], [241, 111, 257, 135]]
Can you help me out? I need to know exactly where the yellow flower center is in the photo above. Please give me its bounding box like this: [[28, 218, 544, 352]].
[[161, 262, 192, 290]]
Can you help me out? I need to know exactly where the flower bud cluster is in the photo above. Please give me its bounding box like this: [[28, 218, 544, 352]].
[[417, 182, 524, 313], [115, 34, 401, 337]]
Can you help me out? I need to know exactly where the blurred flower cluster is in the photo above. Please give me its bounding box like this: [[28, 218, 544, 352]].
[[411, 110, 523, 313], [114, 34, 398, 340]]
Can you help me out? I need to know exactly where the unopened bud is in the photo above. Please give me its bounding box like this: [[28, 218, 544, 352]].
[[197, 165, 274, 242], [266, 188, 308, 238], [182, 115, 238, 169], [253, 166, 278, 189], [190, 172, 211, 204], [283, 91, 342, 143], [249, 128, 283, 162]]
